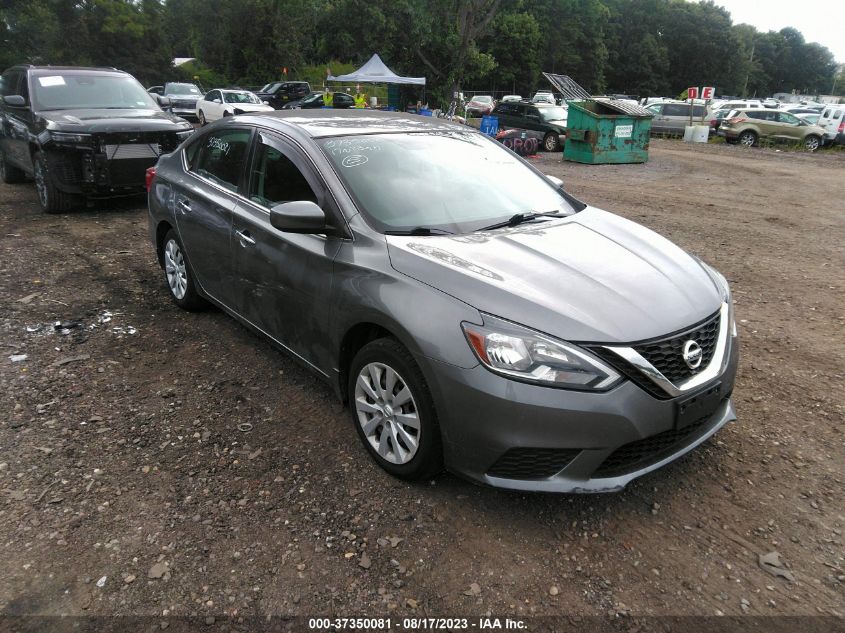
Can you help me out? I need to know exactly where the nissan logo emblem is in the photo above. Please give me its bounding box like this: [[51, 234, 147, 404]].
[[682, 340, 703, 370]]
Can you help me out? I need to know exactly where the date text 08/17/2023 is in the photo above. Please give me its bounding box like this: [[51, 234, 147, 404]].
[[307, 617, 527, 630]]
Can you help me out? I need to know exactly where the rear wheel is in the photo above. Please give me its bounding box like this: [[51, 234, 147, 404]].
[[738, 130, 757, 147], [0, 150, 26, 184], [161, 229, 206, 311], [33, 151, 78, 213], [543, 132, 560, 152], [348, 338, 442, 480], [804, 134, 821, 152]]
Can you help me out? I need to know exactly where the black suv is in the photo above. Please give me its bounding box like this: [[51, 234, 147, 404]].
[[0, 65, 194, 213], [255, 81, 312, 109], [491, 101, 569, 151]]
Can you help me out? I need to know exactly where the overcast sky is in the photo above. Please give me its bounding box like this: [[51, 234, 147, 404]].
[[715, 0, 845, 63]]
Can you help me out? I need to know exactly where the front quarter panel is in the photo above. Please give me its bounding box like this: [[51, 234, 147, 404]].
[[330, 216, 481, 374]]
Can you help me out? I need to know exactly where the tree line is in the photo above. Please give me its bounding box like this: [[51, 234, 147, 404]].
[[1, 0, 840, 106]]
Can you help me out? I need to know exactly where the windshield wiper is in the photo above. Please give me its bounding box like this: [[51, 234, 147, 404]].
[[384, 227, 455, 236], [475, 211, 564, 232]]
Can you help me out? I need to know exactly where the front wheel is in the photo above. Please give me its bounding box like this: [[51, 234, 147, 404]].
[[348, 338, 442, 480], [161, 229, 206, 311], [198, 110, 207, 126], [738, 131, 757, 147], [804, 134, 821, 152], [543, 132, 560, 152], [33, 151, 78, 213]]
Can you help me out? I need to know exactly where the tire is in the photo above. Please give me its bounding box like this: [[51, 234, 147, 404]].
[[348, 338, 443, 480], [198, 110, 207, 126], [804, 134, 821, 152], [33, 151, 78, 213], [161, 229, 206, 311], [738, 131, 757, 147], [543, 132, 560, 152], [0, 150, 26, 184]]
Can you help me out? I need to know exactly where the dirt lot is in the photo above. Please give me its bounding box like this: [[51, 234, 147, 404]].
[[1, 139, 843, 627]]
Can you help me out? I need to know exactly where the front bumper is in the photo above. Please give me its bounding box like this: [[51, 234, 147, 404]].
[[422, 333, 739, 493], [42, 132, 181, 196]]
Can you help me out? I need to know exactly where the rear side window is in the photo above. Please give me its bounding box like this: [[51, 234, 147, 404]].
[[189, 129, 252, 193], [663, 103, 689, 117], [835, 110, 843, 119], [692, 105, 706, 117]]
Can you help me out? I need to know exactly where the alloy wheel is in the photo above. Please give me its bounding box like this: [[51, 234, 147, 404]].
[[739, 132, 756, 147], [354, 362, 420, 465], [544, 134, 557, 151], [164, 239, 188, 300], [805, 136, 820, 151]]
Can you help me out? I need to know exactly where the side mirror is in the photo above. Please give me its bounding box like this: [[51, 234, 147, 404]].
[[212, 98, 221, 104], [546, 175, 564, 189], [3, 95, 25, 107], [270, 201, 326, 234], [156, 95, 171, 107]]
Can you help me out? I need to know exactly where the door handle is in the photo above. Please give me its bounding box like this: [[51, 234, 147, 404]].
[[176, 199, 191, 214], [235, 229, 255, 246]]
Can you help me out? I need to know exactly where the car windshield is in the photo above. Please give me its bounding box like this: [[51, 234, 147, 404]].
[[472, 96, 492, 103], [31, 73, 159, 111], [165, 83, 201, 95], [319, 132, 575, 234], [539, 107, 567, 121], [303, 93, 323, 103], [261, 82, 281, 92], [224, 91, 261, 104]]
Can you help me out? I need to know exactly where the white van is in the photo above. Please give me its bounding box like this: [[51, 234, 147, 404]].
[[817, 106, 845, 144]]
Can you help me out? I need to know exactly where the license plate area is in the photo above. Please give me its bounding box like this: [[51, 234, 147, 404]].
[[675, 383, 721, 430]]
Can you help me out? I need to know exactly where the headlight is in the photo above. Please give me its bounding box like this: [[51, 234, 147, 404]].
[[50, 131, 92, 144], [175, 129, 194, 142], [462, 314, 622, 390], [699, 261, 737, 338]]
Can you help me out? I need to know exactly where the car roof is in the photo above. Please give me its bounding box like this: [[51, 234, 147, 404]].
[[241, 109, 468, 139], [19, 65, 126, 75]]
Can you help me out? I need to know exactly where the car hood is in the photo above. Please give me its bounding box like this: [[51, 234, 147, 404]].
[[39, 109, 190, 132], [386, 207, 722, 343]]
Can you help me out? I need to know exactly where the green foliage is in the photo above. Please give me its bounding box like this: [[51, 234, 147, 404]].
[[0, 0, 839, 107]]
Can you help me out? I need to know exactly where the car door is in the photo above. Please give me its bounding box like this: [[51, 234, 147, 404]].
[[774, 111, 803, 141], [0, 70, 32, 170], [522, 105, 544, 133], [174, 127, 253, 307], [647, 104, 666, 133], [209, 91, 226, 120], [230, 130, 344, 367]]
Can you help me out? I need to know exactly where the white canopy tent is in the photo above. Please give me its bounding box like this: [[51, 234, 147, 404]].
[[327, 54, 425, 86]]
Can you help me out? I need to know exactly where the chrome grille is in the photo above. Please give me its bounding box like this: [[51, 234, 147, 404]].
[[632, 311, 721, 383]]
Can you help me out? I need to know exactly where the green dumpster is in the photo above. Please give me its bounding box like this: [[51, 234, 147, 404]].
[[563, 100, 652, 164]]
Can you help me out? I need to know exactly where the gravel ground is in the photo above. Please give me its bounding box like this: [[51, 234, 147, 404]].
[[0, 139, 843, 627]]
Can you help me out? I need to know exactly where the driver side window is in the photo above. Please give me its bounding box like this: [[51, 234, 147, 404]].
[[248, 140, 318, 209]]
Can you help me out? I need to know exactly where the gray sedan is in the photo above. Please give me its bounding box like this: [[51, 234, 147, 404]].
[[146, 110, 738, 493]]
